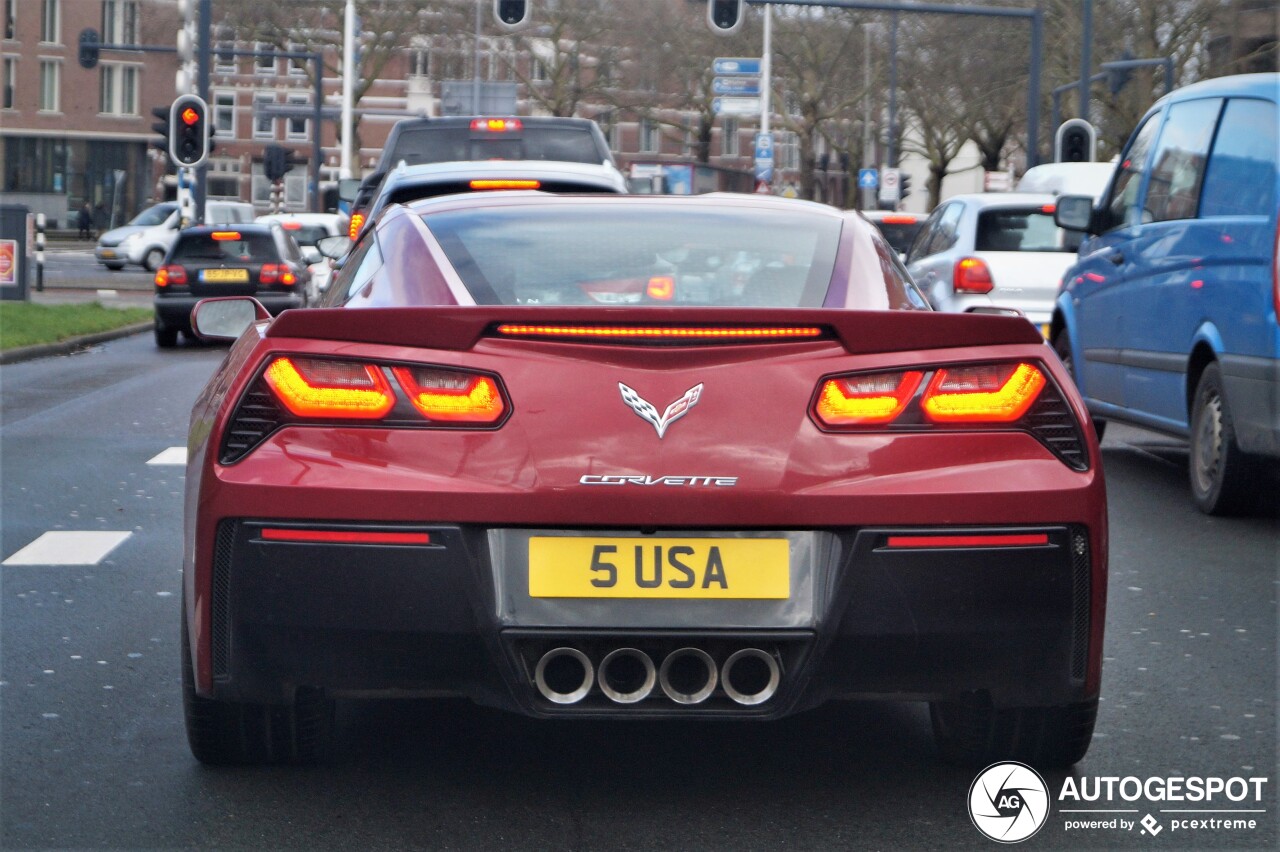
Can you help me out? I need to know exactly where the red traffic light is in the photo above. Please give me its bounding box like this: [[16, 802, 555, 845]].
[[181, 107, 200, 126]]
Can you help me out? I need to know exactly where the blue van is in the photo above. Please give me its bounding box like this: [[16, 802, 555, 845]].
[[1052, 73, 1279, 515]]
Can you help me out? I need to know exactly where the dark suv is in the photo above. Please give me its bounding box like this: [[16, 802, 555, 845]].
[[343, 116, 618, 237], [153, 224, 309, 348]]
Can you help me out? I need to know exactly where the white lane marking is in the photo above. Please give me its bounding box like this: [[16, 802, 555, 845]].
[[3, 531, 132, 566], [147, 447, 187, 466]]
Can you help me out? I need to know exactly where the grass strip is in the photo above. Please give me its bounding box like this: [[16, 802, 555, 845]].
[[0, 302, 152, 351]]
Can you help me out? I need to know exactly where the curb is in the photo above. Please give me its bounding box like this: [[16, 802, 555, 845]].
[[0, 322, 153, 366]]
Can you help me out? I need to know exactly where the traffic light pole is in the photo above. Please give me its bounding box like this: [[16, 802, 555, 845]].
[[196, 0, 211, 224]]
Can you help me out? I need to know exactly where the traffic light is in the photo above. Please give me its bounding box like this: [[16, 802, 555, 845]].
[[151, 105, 172, 158], [493, 0, 531, 31], [170, 95, 210, 167], [899, 173, 912, 200], [78, 28, 100, 70], [263, 145, 298, 182], [707, 0, 744, 35], [1055, 119, 1097, 163]]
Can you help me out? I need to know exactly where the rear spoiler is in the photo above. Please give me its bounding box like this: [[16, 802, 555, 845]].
[[265, 306, 1046, 354]]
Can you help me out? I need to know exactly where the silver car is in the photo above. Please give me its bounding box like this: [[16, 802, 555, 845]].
[[905, 193, 1079, 335]]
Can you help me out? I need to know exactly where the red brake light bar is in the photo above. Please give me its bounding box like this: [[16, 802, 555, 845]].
[[495, 324, 824, 341], [886, 533, 1050, 549], [469, 179, 541, 191], [211, 231, 241, 241], [471, 118, 523, 132], [261, 528, 431, 545], [881, 214, 917, 224], [280, 221, 302, 230]]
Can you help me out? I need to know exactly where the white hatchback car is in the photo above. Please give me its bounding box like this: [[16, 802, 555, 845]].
[[904, 193, 1079, 335]]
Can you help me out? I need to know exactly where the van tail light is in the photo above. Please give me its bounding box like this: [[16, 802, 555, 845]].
[[954, 257, 994, 294], [391, 367, 505, 423], [155, 265, 187, 287], [260, 264, 296, 285], [815, 371, 924, 425], [348, 212, 365, 240], [263, 357, 395, 419], [921, 362, 1046, 423]]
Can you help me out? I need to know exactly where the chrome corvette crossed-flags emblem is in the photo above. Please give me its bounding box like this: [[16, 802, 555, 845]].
[[618, 382, 703, 439]]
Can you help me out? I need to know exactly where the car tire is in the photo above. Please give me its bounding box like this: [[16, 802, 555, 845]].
[[930, 696, 1097, 769], [154, 323, 178, 348], [1189, 362, 1256, 516], [143, 247, 165, 272], [104, 263, 125, 271], [181, 605, 333, 765], [1053, 331, 1106, 441]]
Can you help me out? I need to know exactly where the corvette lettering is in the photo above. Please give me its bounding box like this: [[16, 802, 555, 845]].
[[580, 475, 738, 486]]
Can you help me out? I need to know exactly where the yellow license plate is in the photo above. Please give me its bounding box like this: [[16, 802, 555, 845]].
[[1040, 323, 1052, 339], [201, 268, 249, 283], [100, 250, 116, 259], [528, 536, 790, 599]]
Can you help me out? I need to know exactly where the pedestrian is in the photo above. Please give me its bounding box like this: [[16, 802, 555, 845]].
[[77, 202, 93, 239]]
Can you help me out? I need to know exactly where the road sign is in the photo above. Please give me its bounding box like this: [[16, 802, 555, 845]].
[[754, 132, 773, 160], [879, 167, 901, 203], [713, 57, 761, 76], [857, 168, 878, 190], [713, 77, 761, 96], [755, 159, 773, 182], [713, 96, 761, 116]]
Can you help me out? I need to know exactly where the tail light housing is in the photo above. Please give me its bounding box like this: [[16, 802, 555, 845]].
[[220, 356, 510, 463], [348, 212, 365, 240], [259, 263, 297, 286], [155, 265, 187, 287], [954, 257, 994, 294], [812, 360, 1088, 470]]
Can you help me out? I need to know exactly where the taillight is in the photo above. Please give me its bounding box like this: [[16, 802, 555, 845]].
[[348, 212, 365, 240], [263, 357, 395, 419], [815, 371, 924, 425], [469, 179, 541, 190], [954, 257, 994, 294], [471, 117, 522, 132], [260, 264, 296, 285], [646, 276, 675, 301], [391, 367, 505, 423], [155, 265, 187, 287], [921, 362, 1046, 423]]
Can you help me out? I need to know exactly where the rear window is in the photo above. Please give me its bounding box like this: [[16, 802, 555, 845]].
[[382, 180, 617, 209], [282, 225, 331, 246], [975, 208, 1071, 253], [172, 232, 278, 263], [870, 220, 924, 255], [425, 205, 841, 308], [390, 126, 605, 166], [130, 204, 176, 226]]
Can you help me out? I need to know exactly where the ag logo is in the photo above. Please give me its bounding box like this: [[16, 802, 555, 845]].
[[968, 761, 1050, 843]]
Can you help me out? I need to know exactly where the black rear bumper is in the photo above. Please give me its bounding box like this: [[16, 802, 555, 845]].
[[204, 520, 1097, 715]]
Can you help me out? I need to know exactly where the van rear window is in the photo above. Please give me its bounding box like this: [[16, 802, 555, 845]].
[[391, 127, 604, 166]]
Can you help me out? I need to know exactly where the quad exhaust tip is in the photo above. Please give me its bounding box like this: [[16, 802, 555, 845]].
[[534, 647, 594, 705], [720, 648, 781, 706], [658, 647, 718, 705], [598, 647, 657, 704]]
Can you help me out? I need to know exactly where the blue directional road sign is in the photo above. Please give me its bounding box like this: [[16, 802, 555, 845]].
[[858, 168, 879, 189], [754, 132, 774, 160], [713, 57, 762, 76], [713, 77, 761, 96]]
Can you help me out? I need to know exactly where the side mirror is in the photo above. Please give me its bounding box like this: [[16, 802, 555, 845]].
[[338, 178, 361, 203], [300, 246, 321, 263], [316, 234, 352, 259], [190, 297, 270, 341], [1055, 195, 1096, 234]]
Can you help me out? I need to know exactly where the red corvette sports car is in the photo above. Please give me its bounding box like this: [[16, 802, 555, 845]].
[[181, 193, 1106, 767]]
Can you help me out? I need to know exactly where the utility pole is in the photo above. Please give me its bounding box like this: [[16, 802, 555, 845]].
[[342, 0, 356, 179]]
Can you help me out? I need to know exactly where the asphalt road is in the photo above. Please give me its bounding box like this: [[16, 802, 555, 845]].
[[0, 333, 1275, 850]]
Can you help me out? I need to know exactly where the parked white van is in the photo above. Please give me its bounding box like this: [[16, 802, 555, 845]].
[[95, 201, 254, 271]]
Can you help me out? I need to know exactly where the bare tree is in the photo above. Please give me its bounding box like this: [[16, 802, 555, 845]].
[[771, 6, 866, 200]]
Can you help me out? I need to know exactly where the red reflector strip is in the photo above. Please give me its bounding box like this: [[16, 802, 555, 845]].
[[886, 533, 1050, 549], [496, 325, 823, 340], [261, 528, 431, 545]]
